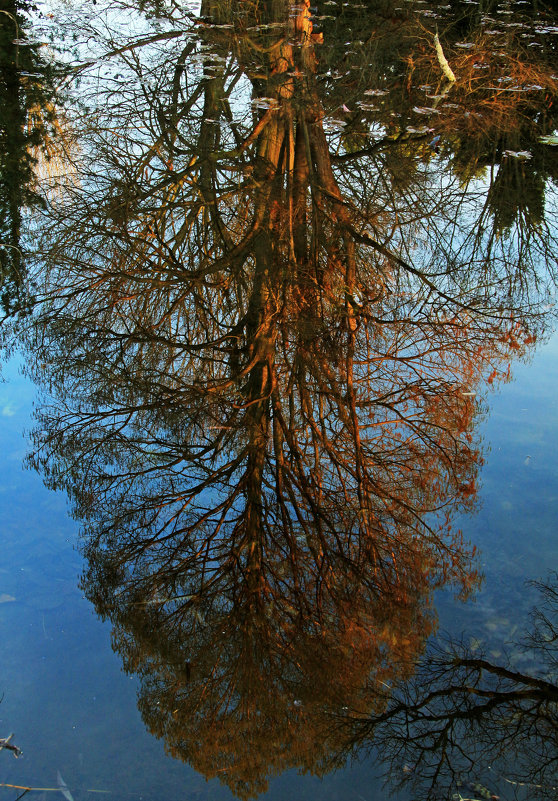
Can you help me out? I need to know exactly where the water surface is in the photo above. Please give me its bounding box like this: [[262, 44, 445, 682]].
[[1, 0, 558, 799]]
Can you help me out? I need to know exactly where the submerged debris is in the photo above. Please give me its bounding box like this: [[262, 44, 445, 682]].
[[0, 734, 22, 757]]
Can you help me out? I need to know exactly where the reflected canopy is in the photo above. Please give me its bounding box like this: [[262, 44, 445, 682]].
[[18, 0, 558, 797]]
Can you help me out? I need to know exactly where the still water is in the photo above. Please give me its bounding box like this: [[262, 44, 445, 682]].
[[0, 336, 556, 800], [1, 0, 558, 799]]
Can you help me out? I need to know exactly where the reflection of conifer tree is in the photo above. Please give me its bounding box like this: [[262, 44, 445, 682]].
[[0, 0, 59, 314], [0, 0, 26, 311]]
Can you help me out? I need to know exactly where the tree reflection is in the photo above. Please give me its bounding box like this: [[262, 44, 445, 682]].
[[23, 0, 558, 797], [338, 574, 558, 801], [86, 530, 432, 798], [0, 0, 64, 315]]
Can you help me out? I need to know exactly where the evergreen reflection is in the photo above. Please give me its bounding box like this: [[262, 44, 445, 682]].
[[0, 0, 63, 315], [23, 0, 558, 797]]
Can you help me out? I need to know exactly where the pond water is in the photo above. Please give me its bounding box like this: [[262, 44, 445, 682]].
[[1, 0, 558, 800], [1, 334, 556, 800]]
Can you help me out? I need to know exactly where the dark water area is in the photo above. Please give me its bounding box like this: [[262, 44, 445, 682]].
[[1, 0, 558, 799]]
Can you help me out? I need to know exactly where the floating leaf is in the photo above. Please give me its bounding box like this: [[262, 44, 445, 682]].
[[405, 125, 433, 134], [251, 97, 279, 110], [502, 150, 532, 159], [412, 106, 439, 115], [322, 118, 347, 132]]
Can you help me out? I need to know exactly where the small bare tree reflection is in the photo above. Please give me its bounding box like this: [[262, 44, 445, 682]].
[[337, 574, 558, 801]]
